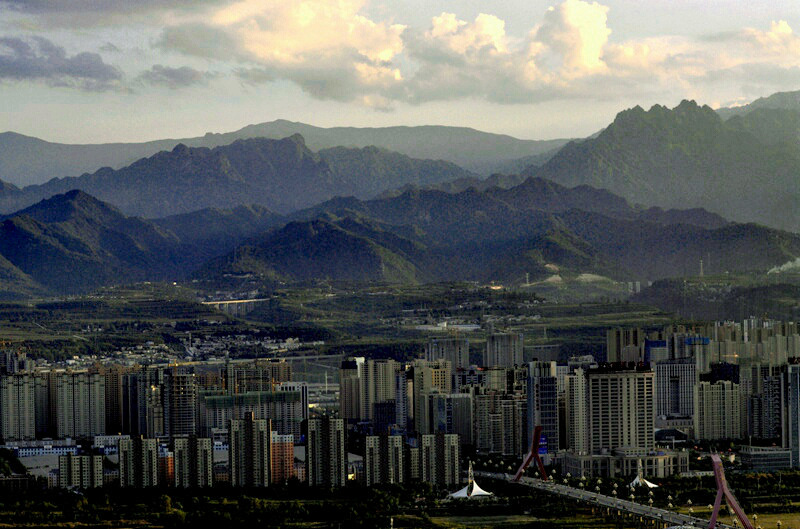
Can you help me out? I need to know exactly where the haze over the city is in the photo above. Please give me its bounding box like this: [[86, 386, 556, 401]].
[[2, 0, 800, 143]]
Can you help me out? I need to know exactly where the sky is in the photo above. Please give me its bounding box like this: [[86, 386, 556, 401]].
[[1, 0, 800, 144]]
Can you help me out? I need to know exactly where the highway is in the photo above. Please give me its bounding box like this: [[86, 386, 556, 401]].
[[476, 471, 738, 529]]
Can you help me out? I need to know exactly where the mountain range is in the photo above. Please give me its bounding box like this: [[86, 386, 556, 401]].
[[0, 175, 796, 297], [0, 136, 476, 217], [0, 121, 567, 187], [525, 99, 800, 231]]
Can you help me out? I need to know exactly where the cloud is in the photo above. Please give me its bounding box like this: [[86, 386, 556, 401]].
[[532, 0, 611, 78], [160, 0, 405, 106], [137, 64, 217, 89], [139, 1, 800, 108], [157, 24, 242, 61], [0, 35, 122, 90], [1, 0, 226, 26]]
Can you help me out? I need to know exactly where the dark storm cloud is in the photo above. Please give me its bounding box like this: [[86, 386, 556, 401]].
[[0, 36, 122, 90], [137, 64, 217, 89]]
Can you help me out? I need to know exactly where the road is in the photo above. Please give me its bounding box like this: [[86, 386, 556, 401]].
[[476, 471, 738, 529]]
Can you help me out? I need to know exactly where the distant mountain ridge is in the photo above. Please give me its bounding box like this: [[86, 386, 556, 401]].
[[717, 89, 800, 119], [525, 100, 800, 231], [0, 121, 568, 186], [0, 135, 477, 217]]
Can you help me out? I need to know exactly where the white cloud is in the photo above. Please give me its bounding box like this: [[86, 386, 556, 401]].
[[532, 0, 611, 78], [11, 0, 800, 109]]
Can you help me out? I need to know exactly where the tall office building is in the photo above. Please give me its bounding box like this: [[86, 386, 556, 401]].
[[229, 413, 271, 487], [694, 381, 742, 440], [173, 436, 213, 487], [484, 333, 523, 368], [364, 434, 405, 486], [306, 416, 346, 488], [0, 374, 35, 441], [119, 436, 159, 487], [50, 370, 106, 438], [359, 359, 398, 421], [654, 358, 696, 418], [527, 361, 558, 457], [164, 367, 197, 438], [426, 337, 469, 369], [418, 433, 460, 486], [339, 357, 364, 423], [58, 454, 103, 489]]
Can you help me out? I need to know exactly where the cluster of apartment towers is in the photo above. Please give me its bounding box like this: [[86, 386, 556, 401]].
[[342, 319, 800, 487], [3, 317, 800, 491], [0, 357, 345, 489]]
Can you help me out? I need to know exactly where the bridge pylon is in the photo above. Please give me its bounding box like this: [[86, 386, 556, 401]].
[[513, 425, 547, 481], [707, 453, 754, 529]]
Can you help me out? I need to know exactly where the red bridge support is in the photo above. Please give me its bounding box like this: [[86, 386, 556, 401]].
[[708, 453, 754, 529], [513, 425, 547, 481]]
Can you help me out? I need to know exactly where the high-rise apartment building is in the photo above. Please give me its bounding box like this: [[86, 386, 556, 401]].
[[0, 374, 35, 441], [784, 364, 800, 467], [229, 413, 271, 487], [654, 358, 696, 418], [431, 393, 473, 445], [224, 359, 292, 394], [270, 432, 295, 484], [58, 454, 103, 489], [119, 436, 159, 487], [364, 434, 405, 486], [339, 357, 364, 423], [694, 381, 742, 440], [164, 367, 197, 438], [584, 365, 654, 454], [606, 328, 644, 363], [426, 337, 469, 369], [50, 370, 106, 439], [173, 436, 213, 487], [199, 389, 304, 439], [473, 390, 527, 455], [484, 333, 523, 368], [306, 416, 346, 488], [359, 359, 398, 421], [418, 433, 460, 486], [411, 359, 452, 435]]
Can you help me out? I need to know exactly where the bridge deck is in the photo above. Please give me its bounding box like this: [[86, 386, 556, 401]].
[[477, 471, 737, 529]]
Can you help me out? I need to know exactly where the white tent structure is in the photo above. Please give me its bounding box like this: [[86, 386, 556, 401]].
[[630, 475, 659, 488], [630, 459, 658, 488], [449, 462, 493, 499]]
